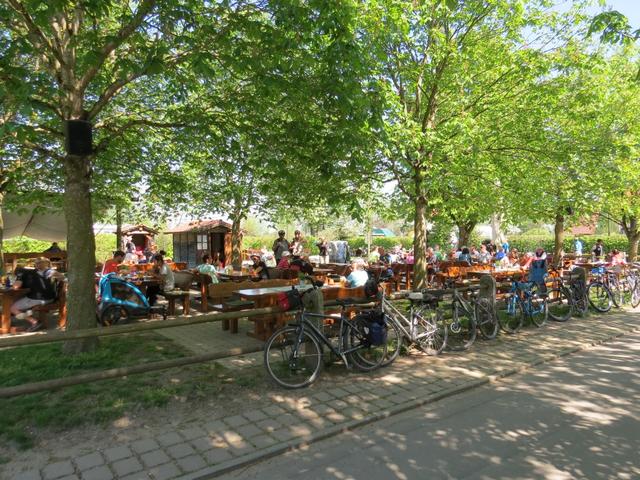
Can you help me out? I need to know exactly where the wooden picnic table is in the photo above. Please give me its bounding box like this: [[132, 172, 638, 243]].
[[218, 271, 253, 282], [466, 269, 524, 281], [235, 284, 366, 340], [0, 288, 29, 334]]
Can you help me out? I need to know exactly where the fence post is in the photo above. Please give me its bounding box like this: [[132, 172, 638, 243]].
[[479, 275, 496, 313]]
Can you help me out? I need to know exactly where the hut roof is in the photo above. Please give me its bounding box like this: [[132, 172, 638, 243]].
[[121, 224, 159, 235], [165, 219, 232, 233]]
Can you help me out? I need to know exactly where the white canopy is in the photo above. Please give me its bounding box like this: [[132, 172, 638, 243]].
[[2, 205, 67, 242]]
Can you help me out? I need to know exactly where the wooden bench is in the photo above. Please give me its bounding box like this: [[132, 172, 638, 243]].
[[208, 278, 297, 333], [164, 271, 199, 315], [31, 280, 67, 329]]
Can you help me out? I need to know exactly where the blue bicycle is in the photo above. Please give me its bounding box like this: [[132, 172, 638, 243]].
[[497, 280, 548, 334]]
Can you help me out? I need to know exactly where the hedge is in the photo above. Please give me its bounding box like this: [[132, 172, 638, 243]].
[[3, 233, 174, 264], [508, 234, 629, 254]]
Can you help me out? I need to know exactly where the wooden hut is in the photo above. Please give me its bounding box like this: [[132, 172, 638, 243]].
[[121, 224, 158, 253], [166, 219, 233, 267]]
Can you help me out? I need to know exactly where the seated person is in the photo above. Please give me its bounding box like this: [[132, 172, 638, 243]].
[[507, 249, 520, 267], [102, 250, 125, 275], [609, 249, 626, 270], [11, 257, 64, 331], [44, 242, 62, 254], [146, 255, 175, 306], [277, 250, 291, 269], [610, 249, 626, 265], [251, 254, 270, 280], [123, 245, 139, 264], [350, 248, 368, 267], [345, 261, 369, 287], [458, 247, 472, 264], [194, 254, 219, 283], [290, 256, 314, 275], [477, 244, 492, 264], [211, 252, 224, 269]]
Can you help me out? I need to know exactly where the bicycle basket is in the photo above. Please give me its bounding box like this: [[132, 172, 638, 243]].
[[357, 310, 387, 346], [276, 289, 302, 312]]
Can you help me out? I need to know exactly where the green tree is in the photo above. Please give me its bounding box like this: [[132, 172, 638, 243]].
[[361, 0, 544, 288]]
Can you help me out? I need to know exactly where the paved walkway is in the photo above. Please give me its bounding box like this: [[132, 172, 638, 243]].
[[6, 310, 640, 480]]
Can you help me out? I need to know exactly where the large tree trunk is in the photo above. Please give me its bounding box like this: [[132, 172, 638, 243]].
[[230, 212, 243, 269], [621, 215, 640, 261], [553, 211, 565, 267], [115, 206, 122, 251], [456, 221, 476, 249], [0, 191, 4, 276], [490, 213, 506, 245], [413, 194, 428, 290], [63, 154, 98, 354]]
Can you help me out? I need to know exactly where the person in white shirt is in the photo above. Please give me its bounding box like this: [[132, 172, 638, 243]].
[[146, 255, 175, 306]]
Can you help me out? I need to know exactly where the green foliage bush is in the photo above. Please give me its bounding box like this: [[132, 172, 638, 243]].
[[243, 235, 416, 253], [508, 233, 629, 253], [4, 233, 174, 264]]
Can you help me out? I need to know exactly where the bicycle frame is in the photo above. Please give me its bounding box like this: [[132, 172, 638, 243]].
[[287, 310, 369, 368]]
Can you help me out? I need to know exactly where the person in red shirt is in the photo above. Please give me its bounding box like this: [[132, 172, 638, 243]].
[[102, 250, 125, 275]]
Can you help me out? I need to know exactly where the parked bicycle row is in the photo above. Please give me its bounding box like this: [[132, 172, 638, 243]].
[[263, 265, 640, 389]]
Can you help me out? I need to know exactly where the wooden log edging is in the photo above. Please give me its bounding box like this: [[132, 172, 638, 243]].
[[0, 344, 265, 399], [0, 306, 282, 349]]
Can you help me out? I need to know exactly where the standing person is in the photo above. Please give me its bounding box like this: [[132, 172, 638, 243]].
[[316, 237, 329, 264], [272, 230, 290, 264], [290, 230, 305, 257], [10, 258, 64, 331], [146, 255, 175, 306], [592, 239, 605, 260], [102, 250, 125, 275], [574, 237, 583, 256]]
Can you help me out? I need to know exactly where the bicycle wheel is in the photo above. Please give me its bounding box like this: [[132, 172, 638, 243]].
[[497, 295, 523, 334], [528, 292, 548, 327], [412, 304, 447, 355], [344, 316, 387, 371], [447, 301, 477, 351], [609, 277, 623, 308], [631, 277, 640, 308], [587, 282, 613, 313], [547, 287, 573, 322], [631, 279, 640, 308], [475, 297, 498, 340], [380, 314, 403, 367], [264, 326, 323, 389]]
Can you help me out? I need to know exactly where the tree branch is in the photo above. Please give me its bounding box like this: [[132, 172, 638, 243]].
[[78, 0, 157, 93], [6, 0, 67, 69]]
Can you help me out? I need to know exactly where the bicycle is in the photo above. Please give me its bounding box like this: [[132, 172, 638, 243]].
[[628, 265, 640, 308], [497, 279, 548, 333], [379, 289, 448, 358], [263, 285, 388, 389], [586, 267, 614, 313], [447, 286, 499, 350], [546, 267, 588, 321]]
